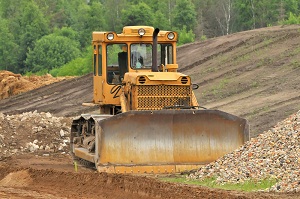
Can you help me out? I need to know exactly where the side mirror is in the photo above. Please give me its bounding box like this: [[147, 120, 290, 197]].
[[192, 84, 199, 90]]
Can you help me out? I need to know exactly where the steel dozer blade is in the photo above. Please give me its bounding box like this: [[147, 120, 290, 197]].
[[94, 109, 249, 174]]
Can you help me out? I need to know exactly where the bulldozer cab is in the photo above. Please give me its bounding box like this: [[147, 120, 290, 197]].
[[92, 26, 177, 111]]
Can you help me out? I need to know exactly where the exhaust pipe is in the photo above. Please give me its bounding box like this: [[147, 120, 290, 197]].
[[152, 28, 160, 72]]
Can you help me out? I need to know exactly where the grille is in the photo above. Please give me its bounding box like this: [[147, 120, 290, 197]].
[[136, 85, 191, 110]]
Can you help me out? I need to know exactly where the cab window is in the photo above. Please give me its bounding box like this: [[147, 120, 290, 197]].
[[130, 43, 174, 70], [130, 44, 152, 69], [106, 44, 128, 84]]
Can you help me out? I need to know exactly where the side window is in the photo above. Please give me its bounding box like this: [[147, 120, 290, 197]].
[[93, 45, 97, 76], [158, 44, 173, 67], [167, 45, 173, 64], [93, 45, 103, 76], [98, 45, 102, 76], [106, 44, 127, 84]]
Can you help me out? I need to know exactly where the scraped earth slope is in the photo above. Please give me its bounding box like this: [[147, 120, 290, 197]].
[[178, 25, 300, 137], [1, 25, 300, 137]]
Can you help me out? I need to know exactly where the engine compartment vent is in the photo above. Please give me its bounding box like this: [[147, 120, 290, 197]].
[[138, 76, 146, 84], [181, 77, 188, 84]]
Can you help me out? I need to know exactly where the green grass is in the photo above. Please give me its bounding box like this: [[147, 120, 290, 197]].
[[159, 176, 277, 192], [290, 60, 300, 69], [251, 81, 259, 88], [233, 54, 250, 65], [211, 78, 230, 98]]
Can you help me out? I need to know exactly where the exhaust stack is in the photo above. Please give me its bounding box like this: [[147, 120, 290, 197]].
[[152, 28, 160, 72]]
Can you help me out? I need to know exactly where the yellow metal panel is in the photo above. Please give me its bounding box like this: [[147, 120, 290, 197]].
[[123, 72, 189, 84], [92, 32, 105, 41], [93, 76, 103, 103]]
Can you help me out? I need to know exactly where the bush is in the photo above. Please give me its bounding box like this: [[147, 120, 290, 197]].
[[177, 26, 195, 46], [25, 34, 81, 73], [49, 46, 92, 76], [280, 12, 300, 25]]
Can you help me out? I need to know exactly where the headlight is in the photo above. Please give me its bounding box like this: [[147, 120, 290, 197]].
[[167, 32, 175, 40], [107, 33, 114, 40], [138, 28, 145, 36]]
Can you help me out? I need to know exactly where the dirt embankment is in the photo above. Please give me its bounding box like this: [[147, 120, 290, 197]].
[[178, 25, 300, 137], [0, 71, 72, 100]]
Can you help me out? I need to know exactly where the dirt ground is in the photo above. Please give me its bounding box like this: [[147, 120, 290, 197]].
[[0, 25, 300, 198], [0, 154, 298, 199]]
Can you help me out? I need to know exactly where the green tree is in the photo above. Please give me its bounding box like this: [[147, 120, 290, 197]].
[[103, 0, 127, 32], [153, 10, 170, 30], [19, 1, 50, 73], [280, 12, 300, 24], [25, 34, 81, 72], [49, 46, 93, 77], [34, 0, 78, 29], [177, 26, 195, 46], [71, 1, 107, 49], [121, 2, 155, 26], [53, 27, 78, 41], [0, 17, 18, 72], [173, 0, 197, 31]]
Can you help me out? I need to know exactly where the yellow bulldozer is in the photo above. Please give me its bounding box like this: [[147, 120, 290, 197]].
[[70, 26, 250, 174]]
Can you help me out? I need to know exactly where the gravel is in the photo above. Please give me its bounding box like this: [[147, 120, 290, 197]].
[[189, 110, 300, 193], [0, 111, 71, 159]]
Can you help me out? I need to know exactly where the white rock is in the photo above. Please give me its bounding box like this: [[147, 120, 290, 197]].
[[59, 129, 65, 137], [45, 112, 52, 118], [45, 145, 50, 152], [27, 142, 39, 152]]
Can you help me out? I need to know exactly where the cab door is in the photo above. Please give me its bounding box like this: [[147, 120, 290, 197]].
[[102, 43, 128, 105], [93, 44, 104, 104]]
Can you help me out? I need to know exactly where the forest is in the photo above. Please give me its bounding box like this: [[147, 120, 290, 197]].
[[0, 0, 300, 76]]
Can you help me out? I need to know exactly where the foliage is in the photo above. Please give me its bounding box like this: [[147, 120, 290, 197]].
[[19, 1, 50, 73], [71, 1, 107, 49], [280, 12, 300, 25], [121, 2, 154, 26], [25, 34, 81, 73], [177, 26, 195, 46], [0, 0, 300, 75], [0, 17, 18, 72], [173, 0, 197, 31], [49, 46, 92, 77], [53, 27, 78, 41]]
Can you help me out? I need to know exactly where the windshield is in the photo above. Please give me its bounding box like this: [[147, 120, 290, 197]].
[[130, 44, 152, 69], [130, 43, 174, 69]]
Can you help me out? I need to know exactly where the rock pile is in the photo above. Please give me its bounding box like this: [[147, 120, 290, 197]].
[[189, 110, 300, 193], [0, 111, 72, 159]]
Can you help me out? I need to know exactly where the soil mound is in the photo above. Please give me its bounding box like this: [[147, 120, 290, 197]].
[[0, 70, 71, 100]]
